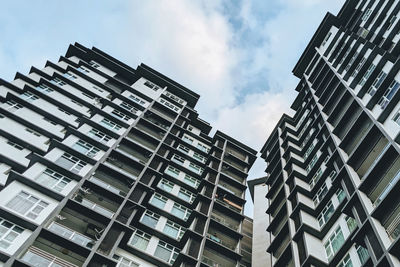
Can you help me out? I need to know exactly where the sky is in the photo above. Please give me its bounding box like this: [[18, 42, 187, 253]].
[[0, 0, 345, 217]]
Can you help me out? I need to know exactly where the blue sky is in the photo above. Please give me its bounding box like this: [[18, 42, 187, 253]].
[[0, 0, 345, 216]]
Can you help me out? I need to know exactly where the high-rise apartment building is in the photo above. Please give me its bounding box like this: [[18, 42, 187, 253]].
[[254, 0, 400, 266], [0, 43, 257, 267]]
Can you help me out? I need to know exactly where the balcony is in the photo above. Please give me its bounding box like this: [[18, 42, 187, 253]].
[[210, 212, 240, 231], [207, 228, 238, 252], [116, 142, 152, 164], [88, 175, 128, 197], [215, 196, 242, 214], [201, 247, 236, 267], [217, 183, 242, 197], [104, 156, 141, 180], [136, 120, 166, 140], [21, 246, 79, 267], [73, 189, 118, 218], [126, 129, 158, 150], [47, 222, 95, 249], [221, 167, 245, 184]]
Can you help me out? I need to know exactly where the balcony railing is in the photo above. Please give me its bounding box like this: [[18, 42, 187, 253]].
[[206, 233, 237, 251], [210, 214, 239, 231], [48, 222, 94, 248], [74, 196, 115, 218], [22, 246, 78, 267], [215, 198, 242, 213], [89, 176, 127, 197], [387, 212, 400, 240], [202, 255, 222, 267]]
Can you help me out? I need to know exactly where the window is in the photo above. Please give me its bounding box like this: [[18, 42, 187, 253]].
[[6, 191, 49, 220], [177, 144, 190, 154], [350, 57, 366, 77], [6, 141, 24, 150], [100, 118, 122, 131], [304, 141, 316, 160], [313, 182, 328, 206], [318, 200, 334, 227], [57, 107, 72, 116], [34, 168, 71, 192], [183, 174, 200, 189], [35, 84, 54, 94], [163, 220, 185, 240], [324, 226, 345, 261], [337, 253, 353, 267], [150, 193, 167, 209], [345, 52, 359, 72], [379, 80, 400, 109], [336, 188, 346, 203], [309, 167, 323, 188], [0, 218, 24, 250], [188, 162, 204, 175], [160, 98, 180, 112], [193, 152, 206, 163], [111, 109, 131, 121], [63, 72, 78, 80], [25, 128, 41, 137], [357, 245, 369, 265], [165, 166, 180, 178], [92, 86, 104, 93], [178, 188, 195, 203], [144, 80, 160, 91], [55, 153, 87, 174], [20, 92, 39, 102], [129, 95, 146, 105], [89, 61, 100, 68], [367, 71, 387, 96], [361, 8, 372, 21], [140, 210, 160, 228], [171, 154, 185, 165], [346, 216, 357, 232], [120, 101, 138, 114], [112, 255, 140, 267], [77, 66, 90, 74], [182, 135, 194, 145], [51, 77, 67, 86], [43, 117, 57, 126], [165, 92, 185, 105], [306, 153, 319, 174], [87, 128, 112, 144], [197, 143, 210, 153], [154, 241, 179, 264], [129, 229, 151, 251], [358, 64, 376, 86], [158, 179, 174, 193], [72, 139, 100, 158], [5, 100, 23, 112], [387, 15, 397, 31], [171, 203, 191, 221], [321, 32, 332, 47]]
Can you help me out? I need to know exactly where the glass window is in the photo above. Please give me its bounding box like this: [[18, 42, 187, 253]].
[[72, 139, 100, 158], [178, 188, 195, 203], [163, 220, 185, 240], [154, 241, 179, 264], [158, 179, 174, 193], [188, 162, 204, 175], [51, 77, 67, 86], [171, 203, 191, 221], [55, 152, 87, 174], [182, 135, 194, 145], [4, 100, 23, 112], [193, 152, 206, 163], [6, 140, 24, 150], [20, 92, 39, 102], [144, 80, 160, 91], [129, 95, 146, 105], [324, 226, 345, 261], [141, 211, 160, 228], [113, 255, 140, 267], [87, 128, 112, 144], [63, 72, 78, 80], [183, 174, 200, 189], [129, 229, 151, 251], [177, 144, 190, 154], [150, 193, 167, 209], [346, 216, 357, 232], [337, 253, 353, 267], [120, 101, 138, 114], [25, 128, 42, 137], [171, 155, 185, 165], [35, 84, 54, 94], [379, 80, 400, 109], [160, 98, 180, 112], [6, 191, 49, 220], [0, 218, 24, 250], [165, 166, 180, 178], [196, 143, 210, 153], [111, 109, 131, 121], [357, 245, 369, 265], [318, 200, 335, 227], [100, 118, 122, 132], [35, 168, 71, 192]]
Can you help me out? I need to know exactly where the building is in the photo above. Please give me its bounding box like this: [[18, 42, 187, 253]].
[[0, 43, 257, 267], [256, 0, 400, 266], [247, 177, 271, 267]]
